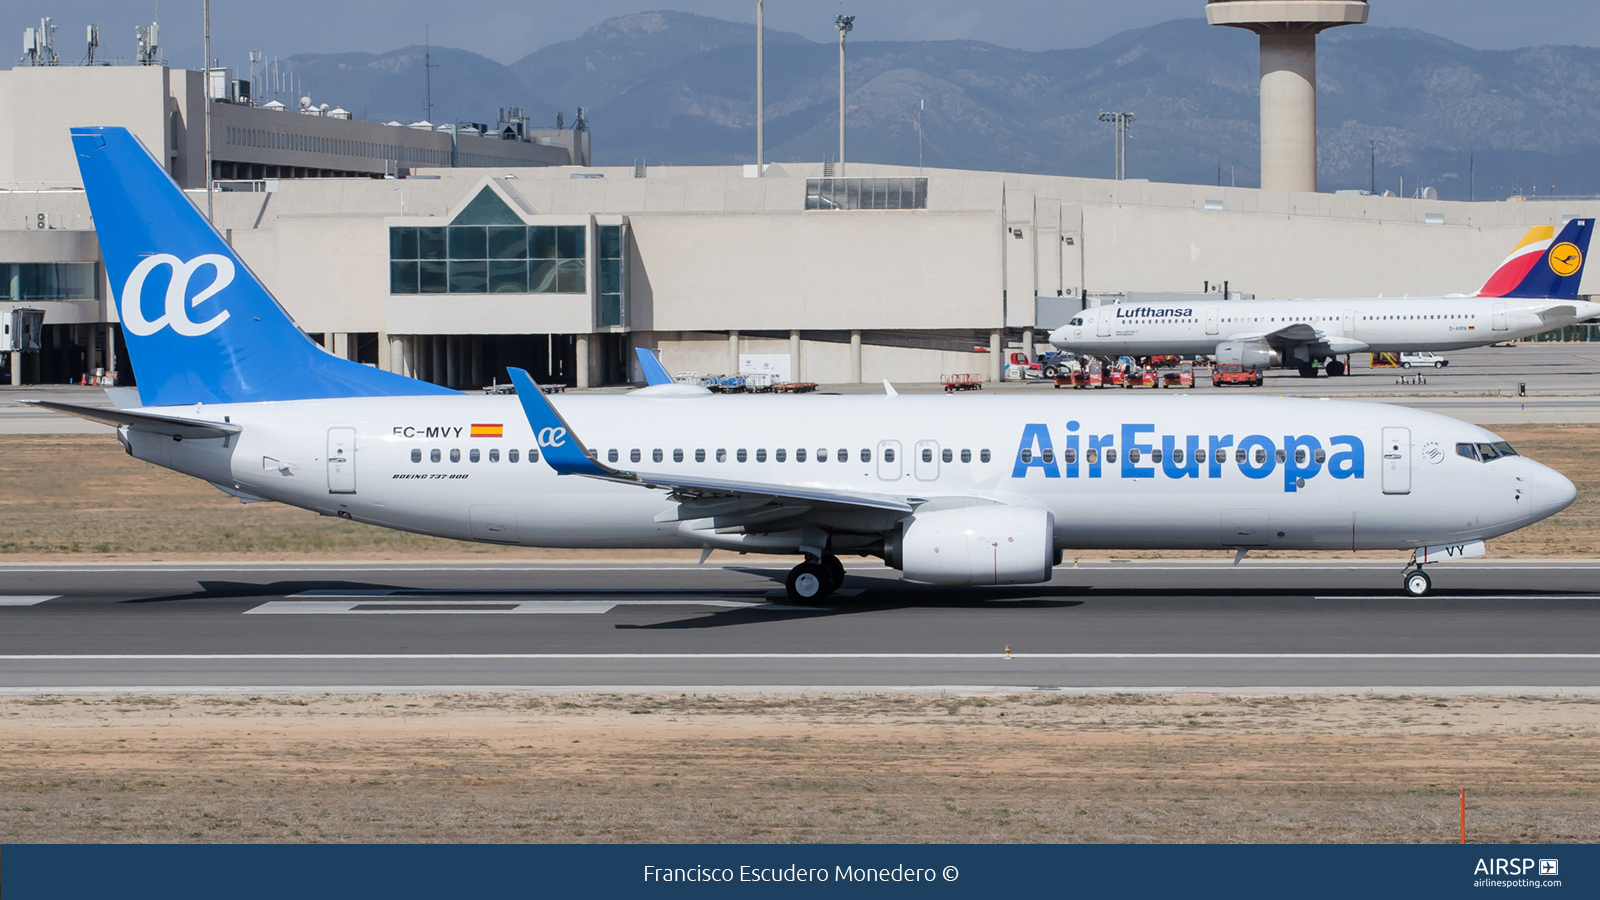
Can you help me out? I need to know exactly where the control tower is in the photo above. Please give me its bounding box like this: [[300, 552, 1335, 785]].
[[1207, 1, 1367, 193]]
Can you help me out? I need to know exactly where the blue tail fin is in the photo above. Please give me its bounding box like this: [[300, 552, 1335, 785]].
[[71, 126, 453, 407], [634, 347, 674, 386]]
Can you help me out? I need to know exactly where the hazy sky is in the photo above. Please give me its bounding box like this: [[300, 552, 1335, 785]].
[[17, 1, 1600, 70]]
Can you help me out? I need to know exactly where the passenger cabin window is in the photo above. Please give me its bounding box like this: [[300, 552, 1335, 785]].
[[431, 449, 442, 463], [942, 449, 953, 463], [1104, 449, 1117, 464], [981, 449, 992, 463], [756, 449, 767, 462], [653, 449, 663, 463], [529, 448, 539, 463], [469, 449, 480, 463], [608, 449, 619, 463], [695, 449, 706, 462], [717, 449, 727, 462], [411, 448, 422, 463], [489, 449, 500, 462], [883, 448, 894, 463], [817, 449, 828, 463], [922, 448, 934, 463], [736, 449, 747, 462], [960, 449, 971, 463], [631, 449, 641, 463], [674, 449, 684, 462], [1020, 448, 1033, 464], [509, 449, 520, 463], [776, 449, 787, 462], [860, 449, 871, 463], [838, 449, 848, 463], [1063, 448, 1077, 464], [450, 449, 461, 463], [1042, 448, 1055, 464]]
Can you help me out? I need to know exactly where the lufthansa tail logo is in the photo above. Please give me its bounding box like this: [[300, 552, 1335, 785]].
[[120, 254, 234, 337], [1549, 242, 1583, 277]]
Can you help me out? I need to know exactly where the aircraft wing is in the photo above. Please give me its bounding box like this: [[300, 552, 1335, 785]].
[[1222, 322, 1322, 345], [18, 400, 242, 440], [505, 367, 913, 515]]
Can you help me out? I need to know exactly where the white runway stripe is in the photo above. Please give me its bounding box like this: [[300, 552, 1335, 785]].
[[247, 599, 828, 615], [1316, 595, 1600, 600], [0, 596, 59, 606], [2, 652, 1598, 661]]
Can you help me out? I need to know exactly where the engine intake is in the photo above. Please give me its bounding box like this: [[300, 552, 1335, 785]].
[[887, 505, 1055, 586], [1214, 340, 1280, 368]]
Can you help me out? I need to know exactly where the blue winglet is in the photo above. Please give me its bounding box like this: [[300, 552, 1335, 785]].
[[634, 347, 675, 386], [505, 368, 616, 478]]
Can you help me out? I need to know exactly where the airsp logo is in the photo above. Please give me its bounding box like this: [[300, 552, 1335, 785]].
[[537, 427, 568, 448], [120, 253, 234, 337], [1420, 441, 1444, 464]]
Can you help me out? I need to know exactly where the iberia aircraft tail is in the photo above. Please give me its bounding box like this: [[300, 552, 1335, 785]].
[[1477, 218, 1593, 300]]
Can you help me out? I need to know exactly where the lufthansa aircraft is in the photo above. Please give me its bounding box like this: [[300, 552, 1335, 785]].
[[1048, 221, 1598, 376], [28, 127, 1579, 601]]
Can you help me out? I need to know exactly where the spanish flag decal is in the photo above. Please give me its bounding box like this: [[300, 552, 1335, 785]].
[[470, 423, 504, 438]]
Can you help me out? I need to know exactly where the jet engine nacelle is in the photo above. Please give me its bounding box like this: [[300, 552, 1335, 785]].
[[887, 505, 1055, 586], [1214, 340, 1281, 368]]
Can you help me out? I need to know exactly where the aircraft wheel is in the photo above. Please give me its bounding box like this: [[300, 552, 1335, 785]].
[[1403, 569, 1432, 597], [1327, 360, 1346, 377], [786, 562, 833, 603], [1298, 364, 1318, 378], [821, 555, 846, 591]]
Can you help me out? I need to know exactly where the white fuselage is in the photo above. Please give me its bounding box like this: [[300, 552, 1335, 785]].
[[1048, 295, 1600, 359], [123, 392, 1573, 554]]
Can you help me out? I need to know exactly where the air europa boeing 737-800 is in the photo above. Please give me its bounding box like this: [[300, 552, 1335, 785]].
[[1048, 220, 1598, 376], [27, 127, 1578, 601]]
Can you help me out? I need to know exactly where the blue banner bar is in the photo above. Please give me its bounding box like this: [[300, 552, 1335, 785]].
[[2, 844, 1592, 899]]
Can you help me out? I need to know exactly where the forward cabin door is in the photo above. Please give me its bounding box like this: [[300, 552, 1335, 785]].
[[1343, 309, 1356, 334], [1492, 302, 1508, 331], [1096, 311, 1112, 337], [327, 427, 357, 494], [1205, 308, 1219, 335], [1381, 427, 1411, 495]]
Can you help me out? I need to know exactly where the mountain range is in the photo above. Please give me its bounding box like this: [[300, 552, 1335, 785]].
[[276, 11, 1600, 200]]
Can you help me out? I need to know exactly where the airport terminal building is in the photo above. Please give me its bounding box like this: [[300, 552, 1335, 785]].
[[2, 61, 1597, 390]]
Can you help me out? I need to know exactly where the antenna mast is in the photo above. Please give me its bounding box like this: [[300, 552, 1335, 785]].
[[424, 25, 439, 123]]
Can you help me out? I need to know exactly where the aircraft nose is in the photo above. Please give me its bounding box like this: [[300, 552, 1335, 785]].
[[1047, 326, 1069, 345], [1527, 459, 1578, 524]]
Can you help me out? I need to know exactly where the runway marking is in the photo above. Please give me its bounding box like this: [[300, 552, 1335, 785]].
[[3, 652, 1599, 661], [247, 598, 833, 615], [0, 596, 58, 606], [1315, 595, 1600, 600]]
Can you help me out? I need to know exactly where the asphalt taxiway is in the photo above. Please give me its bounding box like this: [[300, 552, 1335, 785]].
[[2, 560, 1597, 693]]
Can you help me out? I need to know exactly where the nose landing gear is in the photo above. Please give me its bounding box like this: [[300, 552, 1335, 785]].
[[1402, 567, 1432, 597], [785, 555, 846, 602]]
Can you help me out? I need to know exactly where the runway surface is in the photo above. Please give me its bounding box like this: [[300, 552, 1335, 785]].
[[2, 560, 1598, 694]]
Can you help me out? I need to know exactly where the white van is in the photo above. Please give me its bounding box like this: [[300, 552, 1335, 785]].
[[1399, 351, 1449, 368]]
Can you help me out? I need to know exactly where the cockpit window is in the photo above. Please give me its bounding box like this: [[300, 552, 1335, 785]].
[[1460, 441, 1518, 462], [1069, 317, 1083, 326]]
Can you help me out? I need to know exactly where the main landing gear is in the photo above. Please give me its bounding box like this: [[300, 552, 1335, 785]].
[[785, 555, 846, 602]]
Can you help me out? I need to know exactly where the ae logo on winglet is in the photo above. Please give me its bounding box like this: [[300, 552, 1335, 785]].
[[1549, 242, 1582, 277]]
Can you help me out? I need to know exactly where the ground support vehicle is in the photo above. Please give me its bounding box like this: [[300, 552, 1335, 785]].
[[1161, 362, 1195, 389], [771, 381, 817, 393], [1400, 352, 1449, 369], [1125, 367, 1160, 389], [1212, 364, 1264, 387], [941, 373, 983, 393]]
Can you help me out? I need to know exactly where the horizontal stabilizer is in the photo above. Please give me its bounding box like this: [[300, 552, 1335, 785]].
[[20, 400, 241, 440]]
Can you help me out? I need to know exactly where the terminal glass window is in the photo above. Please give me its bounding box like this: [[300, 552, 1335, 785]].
[[597, 224, 624, 327], [1, 263, 97, 301], [805, 177, 927, 211], [389, 188, 586, 295]]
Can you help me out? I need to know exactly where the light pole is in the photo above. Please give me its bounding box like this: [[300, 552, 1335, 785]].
[[203, 0, 212, 222], [1098, 111, 1134, 180], [755, 0, 763, 176], [836, 15, 853, 176]]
